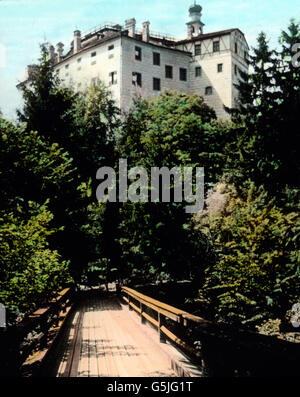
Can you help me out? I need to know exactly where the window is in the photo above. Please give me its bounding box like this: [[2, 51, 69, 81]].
[[77, 66, 82, 71], [234, 64, 238, 75], [135, 46, 142, 61], [235, 42, 238, 54], [205, 86, 213, 95], [65, 64, 69, 69], [91, 60, 96, 65], [65, 72, 69, 77], [244, 51, 248, 61], [217, 63, 223, 73], [153, 52, 160, 66], [108, 45, 115, 58], [91, 77, 97, 85], [180, 68, 187, 81], [195, 66, 202, 77], [132, 72, 142, 87], [213, 41, 220, 52], [153, 77, 161, 91], [91, 51, 97, 57], [165, 65, 173, 79], [77, 58, 82, 63], [109, 71, 117, 85], [195, 44, 201, 56]]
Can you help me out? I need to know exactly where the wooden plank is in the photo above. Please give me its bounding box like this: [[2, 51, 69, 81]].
[[51, 295, 178, 378], [122, 287, 184, 316], [56, 311, 79, 377], [123, 286, 215, 327], [142, 312, 159, 328], [30, 307, 49, 317], [63, 306, 84, 377], [160, 325, 197, 356], [182, 313, 213, 326], [97, 297, 120, 377], [128, 301, 142, 314]]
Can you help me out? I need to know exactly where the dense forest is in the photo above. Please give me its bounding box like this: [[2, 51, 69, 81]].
[[0, 21, 299, 333]]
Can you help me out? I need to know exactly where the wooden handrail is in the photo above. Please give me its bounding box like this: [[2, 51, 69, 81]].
[[121, 286, 212, 325], [122, 286, 184, 316], [121, 285, 212, 357], [0, 287, 73, 376]]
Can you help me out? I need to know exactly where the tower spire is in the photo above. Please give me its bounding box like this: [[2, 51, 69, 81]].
[[186, 2, 205, 38]]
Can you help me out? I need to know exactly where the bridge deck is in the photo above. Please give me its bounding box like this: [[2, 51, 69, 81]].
[[48, 294, 176, 377]]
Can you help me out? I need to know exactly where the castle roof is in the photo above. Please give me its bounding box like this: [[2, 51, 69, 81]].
[[177, 28, 249, 48]]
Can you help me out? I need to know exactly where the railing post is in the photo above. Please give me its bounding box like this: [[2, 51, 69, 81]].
[[128, 294, 133, 311], [40, 316, 49, 349], [158, 313, 166, 344], [179, 314, 186, 327], [140, 302, 146, 324]]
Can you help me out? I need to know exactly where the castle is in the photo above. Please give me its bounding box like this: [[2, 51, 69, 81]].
[[19, 3, 249, 119]]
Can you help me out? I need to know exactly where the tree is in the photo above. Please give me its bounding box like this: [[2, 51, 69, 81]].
[[17, 44, 76, 147], [194, 182, 300, 327], [0, 116, 73, 321], [0, 202, 71, 322], [116, 91, 220, 283], [17, 46, 121, 281], [231, 22, 300, 198]]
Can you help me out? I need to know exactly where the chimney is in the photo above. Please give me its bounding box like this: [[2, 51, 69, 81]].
[[125, 18, 136, 38], [56, 42, 64, 63], [74, 30, 81, 54], [142, 21, 150, 42], [49, 45, 55, 63], [25, 65, 40, 81]]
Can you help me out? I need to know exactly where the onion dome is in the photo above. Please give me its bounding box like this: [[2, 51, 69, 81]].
[[189, 2, 202, 14]]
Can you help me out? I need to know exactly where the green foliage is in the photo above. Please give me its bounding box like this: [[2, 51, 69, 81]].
[[231, 21, 300, 196], [195, 182, 300, 326], [0, 97, 76, 319], [68, 81, 120, 179], [117, 91, 218, 283], [17, 45, 121, 281], [0, 116, 75, 209], [17, 44, 77, 147], [1, 21, 299, 332], [0, 202, 71, 319], [119, 90, 231, 187]]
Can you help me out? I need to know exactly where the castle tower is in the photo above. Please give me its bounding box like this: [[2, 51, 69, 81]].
[[186, 2, 204, 38]]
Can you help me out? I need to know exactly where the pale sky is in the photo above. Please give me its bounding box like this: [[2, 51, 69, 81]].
[[0, 0, 299, 119]]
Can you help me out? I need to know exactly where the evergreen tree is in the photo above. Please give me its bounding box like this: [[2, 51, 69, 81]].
[[229, 22, 300, 198]]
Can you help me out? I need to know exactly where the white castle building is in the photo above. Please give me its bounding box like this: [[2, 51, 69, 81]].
[[19, 3, 249, 119]]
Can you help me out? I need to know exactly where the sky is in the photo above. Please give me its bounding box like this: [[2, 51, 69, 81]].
[[0, 0, 299, 119]]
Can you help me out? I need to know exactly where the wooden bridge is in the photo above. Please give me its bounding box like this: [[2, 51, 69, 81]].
[[46, 294, 182, 377], [1, 285, 300, 377]]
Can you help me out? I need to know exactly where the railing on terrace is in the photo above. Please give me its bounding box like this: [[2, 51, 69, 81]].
[[134, 28, 176, 42], [81, 22, 123, 39], [81, 23, 176, 42]]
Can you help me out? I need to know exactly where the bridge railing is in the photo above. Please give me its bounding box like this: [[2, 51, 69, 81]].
[[121, 286, 300, 376], [121, 286, 212, 357], [0, 288, 73, 376]]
